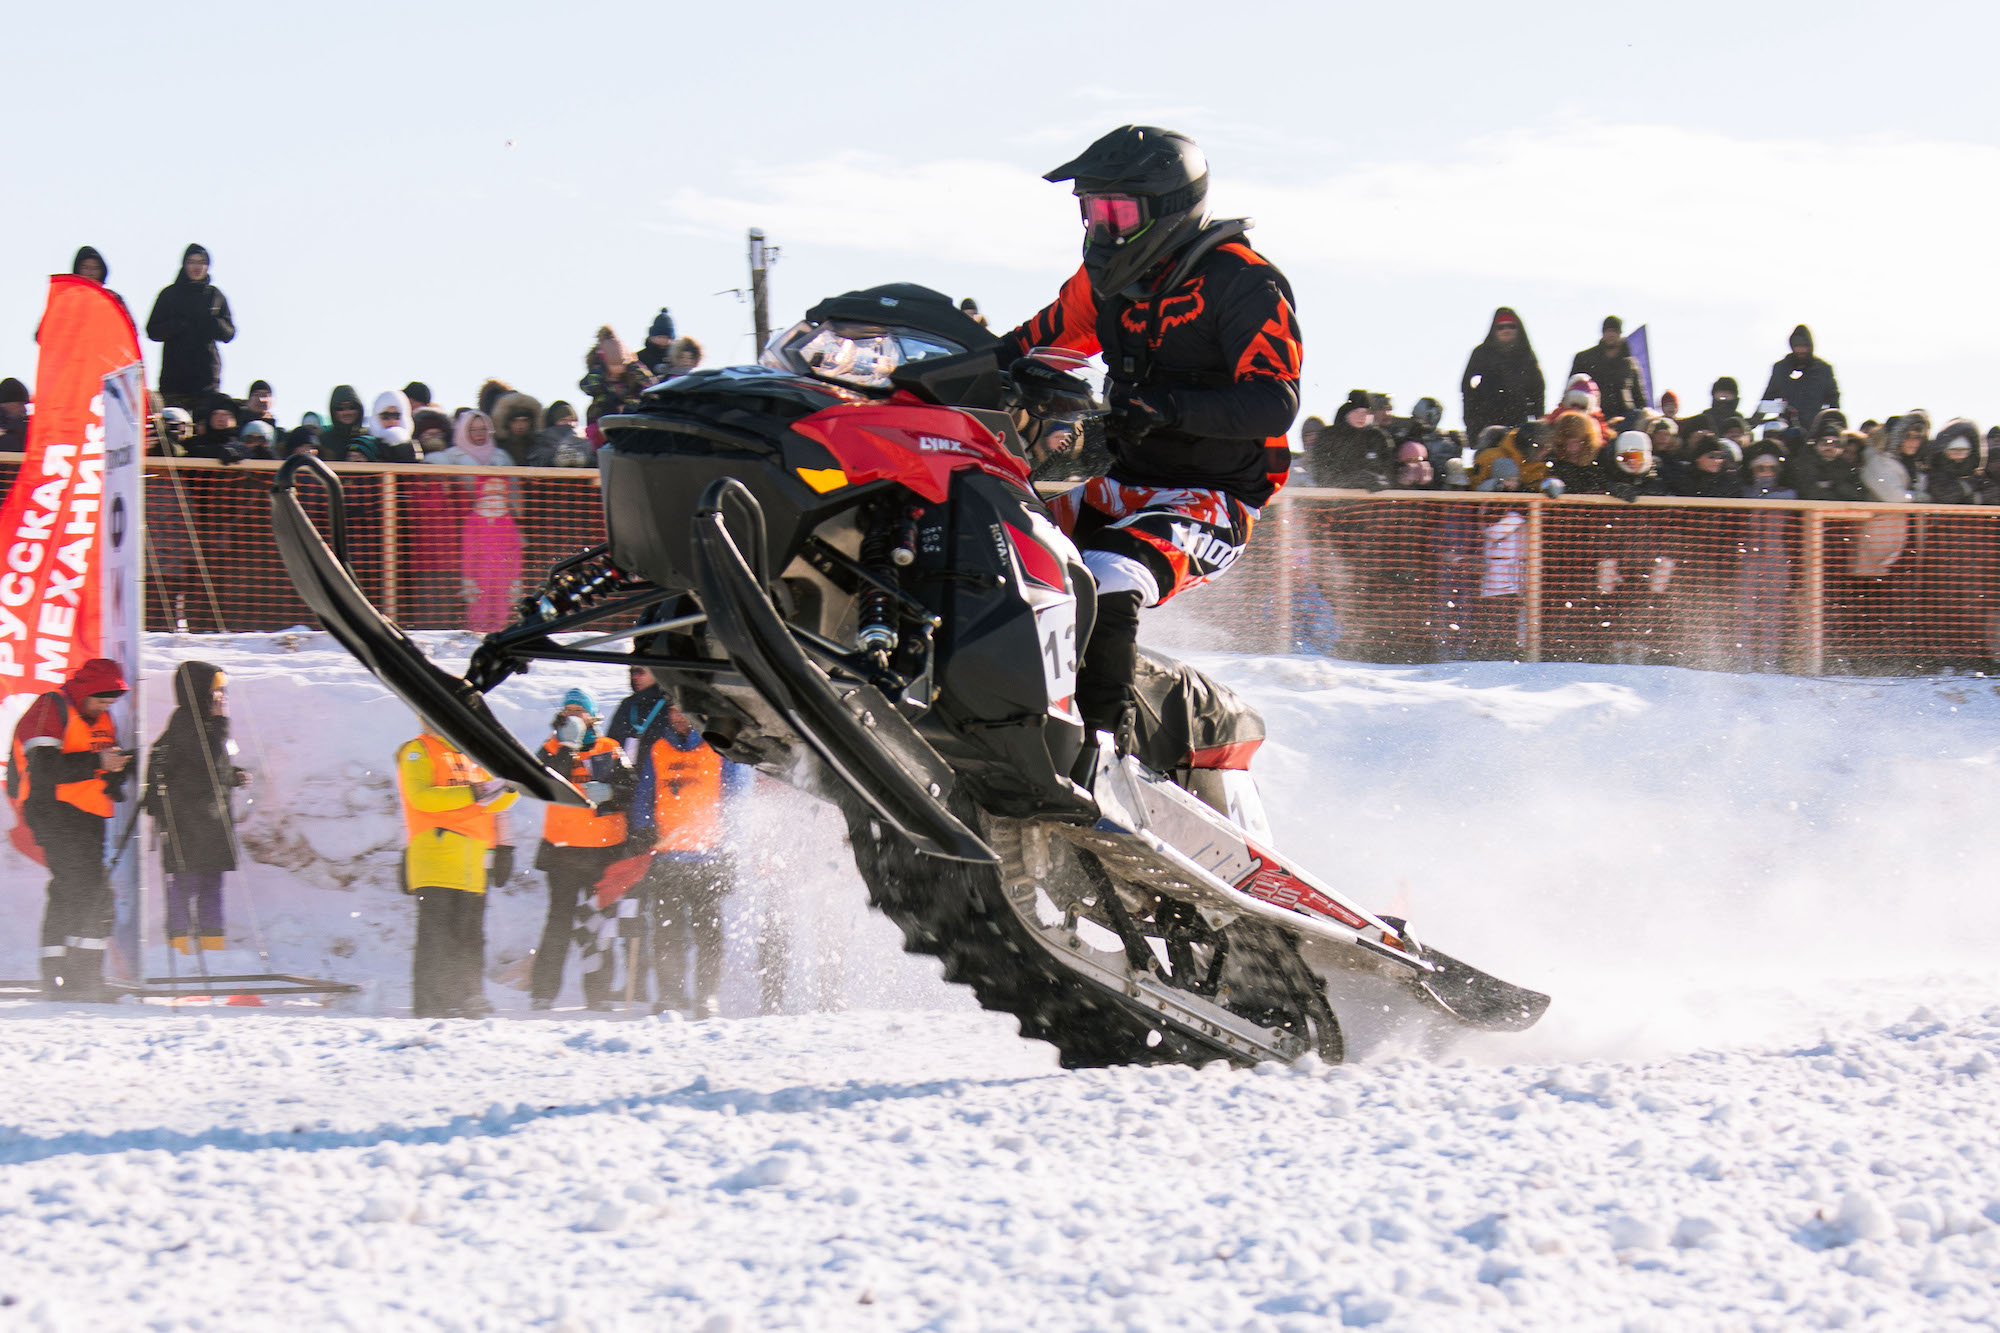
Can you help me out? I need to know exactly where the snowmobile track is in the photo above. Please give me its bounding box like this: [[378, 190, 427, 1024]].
[[842, 795, 1337, 1070]]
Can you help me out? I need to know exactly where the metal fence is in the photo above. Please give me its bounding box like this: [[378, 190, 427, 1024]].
[[3, 455, 1994, 675]]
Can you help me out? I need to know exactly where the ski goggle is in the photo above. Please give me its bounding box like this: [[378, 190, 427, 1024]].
[[1079, 193, 1148, 242]]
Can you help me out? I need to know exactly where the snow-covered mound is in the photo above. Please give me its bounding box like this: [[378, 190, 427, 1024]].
[[0, 632, 954, 1015], [6, 638, 2000, 1326]]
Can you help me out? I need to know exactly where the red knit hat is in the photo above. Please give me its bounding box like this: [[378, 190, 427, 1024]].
[[62, 657, 128, 706]]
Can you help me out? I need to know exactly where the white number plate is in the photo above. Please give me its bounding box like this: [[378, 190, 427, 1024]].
[[1034, 596, 1079, 714]]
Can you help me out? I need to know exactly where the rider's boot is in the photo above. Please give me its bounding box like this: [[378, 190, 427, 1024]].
[[1070, 589, 1143, 786]]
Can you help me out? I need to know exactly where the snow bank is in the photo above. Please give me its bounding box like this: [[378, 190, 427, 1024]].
[[1216, 655, 2000, 1061], [0, 631, 955, 1015]]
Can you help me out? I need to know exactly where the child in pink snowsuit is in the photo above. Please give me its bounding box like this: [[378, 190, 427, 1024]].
[[461, 479, 524, 631], [432, 411, 524, 632]]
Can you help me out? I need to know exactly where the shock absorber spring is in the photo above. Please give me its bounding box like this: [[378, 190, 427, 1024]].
[[526, 547, 624, 623], [856, 509, 900, 661], [891, 505, 924, 567]]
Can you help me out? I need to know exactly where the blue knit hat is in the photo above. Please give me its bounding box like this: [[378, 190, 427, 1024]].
[[561, 687, 597, 715]]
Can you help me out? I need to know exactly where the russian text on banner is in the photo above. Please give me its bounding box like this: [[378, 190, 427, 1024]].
[[0, 276, 143, 697]]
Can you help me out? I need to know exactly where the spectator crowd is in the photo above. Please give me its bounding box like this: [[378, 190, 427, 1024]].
[[9, 244, 1994, 519], [1299, 307, 2000, 511], [9, 245, 2000, 680], [3, 244, 705, 469]]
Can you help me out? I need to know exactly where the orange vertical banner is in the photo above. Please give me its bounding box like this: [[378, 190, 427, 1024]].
[[0, 276, 143, 701]]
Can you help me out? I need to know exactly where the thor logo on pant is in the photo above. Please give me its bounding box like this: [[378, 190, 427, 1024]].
[[1167, 522, 1242, 571]]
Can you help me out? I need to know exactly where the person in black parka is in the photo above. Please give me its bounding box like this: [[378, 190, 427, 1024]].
[[1305, 390, 1395, 490], [319, 384, 376, 462], [1757, 325, 1839, 429], [143, 661, 249, 954], [1568, 316, 1648, 428], [0, 377, 28, 451], [1460, 307, 1546, 440], [69, 245, 129, 314], [144, 244, 235, 414]]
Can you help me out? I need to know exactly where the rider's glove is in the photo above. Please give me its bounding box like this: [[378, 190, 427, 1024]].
[[1008, 357, 1096, 419], [1106, 382, 1179, 437]]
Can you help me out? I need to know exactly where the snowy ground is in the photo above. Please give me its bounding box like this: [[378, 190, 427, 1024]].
[[5, 635, 2000, 1328]]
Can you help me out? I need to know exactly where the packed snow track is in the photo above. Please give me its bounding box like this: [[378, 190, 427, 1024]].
[[3, 1001, 2000, 1330]]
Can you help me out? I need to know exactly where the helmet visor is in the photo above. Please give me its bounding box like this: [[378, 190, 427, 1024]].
[[1080, 193, 1147, 243]]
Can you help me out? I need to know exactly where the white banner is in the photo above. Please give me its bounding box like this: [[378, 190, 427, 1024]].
[[100, 364, 146, 986]]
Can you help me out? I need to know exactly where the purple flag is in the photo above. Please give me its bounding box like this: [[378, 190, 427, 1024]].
[[1626, 325, 1655, 409]]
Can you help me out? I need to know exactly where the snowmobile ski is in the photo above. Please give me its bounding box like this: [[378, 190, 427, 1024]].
[[269, 455, 586, 805], [1077, 752, 1550, 1033]]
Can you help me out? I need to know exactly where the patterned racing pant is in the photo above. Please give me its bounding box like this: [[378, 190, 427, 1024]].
[[1046, 478, 1259, 608]]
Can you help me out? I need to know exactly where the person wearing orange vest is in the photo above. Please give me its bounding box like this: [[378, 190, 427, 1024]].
[[6, 657, 133, 1001], [529, 687, 629, 1011], [606, 666, 752, 1017], [396, 725, 518, 1019]]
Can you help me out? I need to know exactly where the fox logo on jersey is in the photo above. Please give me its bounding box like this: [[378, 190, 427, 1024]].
[[1120, 277, 1207, 339]]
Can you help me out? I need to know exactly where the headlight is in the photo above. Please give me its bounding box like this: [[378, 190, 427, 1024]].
[[761, 320, 966, 391]]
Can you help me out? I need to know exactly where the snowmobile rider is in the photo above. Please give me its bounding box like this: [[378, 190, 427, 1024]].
[[995, 125, 1302, 772], [7, 657, 132, 1001]]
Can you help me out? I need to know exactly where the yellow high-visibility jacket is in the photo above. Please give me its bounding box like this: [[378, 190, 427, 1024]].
[[398, 733, 517, 893]]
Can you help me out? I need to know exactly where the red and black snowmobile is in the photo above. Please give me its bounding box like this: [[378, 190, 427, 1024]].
[[271, 283, 1547, 1066]]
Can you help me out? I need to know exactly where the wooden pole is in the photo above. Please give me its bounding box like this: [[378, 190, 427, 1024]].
[[749, 228, 772, 352], [380, 473, 400, 622], [1802, 508, 1826, 676], [1523, 499, 1545, 663]]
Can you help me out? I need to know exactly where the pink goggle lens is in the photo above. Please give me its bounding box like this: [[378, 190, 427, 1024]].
[[1081, 194, 1145, 240]]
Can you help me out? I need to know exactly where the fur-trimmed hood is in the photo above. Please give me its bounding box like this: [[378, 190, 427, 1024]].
[[491, 391, 544, 435]]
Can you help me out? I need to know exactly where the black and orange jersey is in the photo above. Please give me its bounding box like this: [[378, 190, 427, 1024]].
[[1000, 235, 1302, 506]]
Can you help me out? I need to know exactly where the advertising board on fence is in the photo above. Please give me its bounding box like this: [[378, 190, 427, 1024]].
[[101, 363, 147, 982]]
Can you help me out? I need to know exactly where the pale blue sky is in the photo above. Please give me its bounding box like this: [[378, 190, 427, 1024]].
[[5, 0, 1998, 431]]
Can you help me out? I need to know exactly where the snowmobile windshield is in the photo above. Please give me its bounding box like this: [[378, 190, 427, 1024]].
[[760, 319, 969, 392]]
